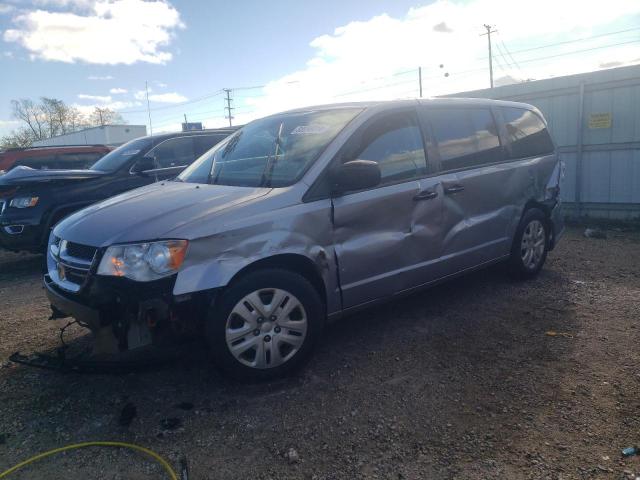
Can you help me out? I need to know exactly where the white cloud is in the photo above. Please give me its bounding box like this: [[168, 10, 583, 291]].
[[133, 89, 186, 103], [232, 0, 640, 123], [154, 81, 168, 88], [72, 99, 141, 116], [88, 75, 114, 80], [77, 93, 112, 102], [133, 89, 149, 101], [109, 87, 127, 94], [32, 0, 95, 8], [148, 92, 187, 103], [0, 3, 15, 14], [3, 0, 184, 65]]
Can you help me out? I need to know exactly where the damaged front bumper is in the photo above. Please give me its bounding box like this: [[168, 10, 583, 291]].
[[42, 273, 212, 358]]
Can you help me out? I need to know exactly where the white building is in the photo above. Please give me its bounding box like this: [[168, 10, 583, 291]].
[[32, 124, 147, 147]]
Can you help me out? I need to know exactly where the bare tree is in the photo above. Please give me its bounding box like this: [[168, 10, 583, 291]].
[[1, 128, 34, 149], [3, 97, 126, 148], [11, 99, 46, 141], [89, 107, 124, 127]]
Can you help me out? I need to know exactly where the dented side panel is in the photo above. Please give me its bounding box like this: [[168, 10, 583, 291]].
[[437, 154, 558, 276], [173, 197, 341, 314], [331, 180, 420, 308]]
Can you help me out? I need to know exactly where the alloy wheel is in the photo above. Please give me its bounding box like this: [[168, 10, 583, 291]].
[[520, 219, 546, 270]]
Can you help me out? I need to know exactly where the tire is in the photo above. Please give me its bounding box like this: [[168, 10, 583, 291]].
[[206, 268, 325, 381], [508, 208, 549, 280]]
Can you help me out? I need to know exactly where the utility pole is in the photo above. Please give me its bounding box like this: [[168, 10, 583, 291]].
[[480, 24, 497, 88], [184, 113, 188, 124], [145, 80, 153, 137], [418, 67, 423, 98], [223, 88, 234, 127]]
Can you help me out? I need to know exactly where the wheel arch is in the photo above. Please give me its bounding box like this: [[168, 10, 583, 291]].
[[520, 198, 555, 244], [225, 253, 328, 308]]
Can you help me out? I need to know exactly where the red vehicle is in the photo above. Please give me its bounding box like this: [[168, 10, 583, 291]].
[[0, 145, 112, 173]]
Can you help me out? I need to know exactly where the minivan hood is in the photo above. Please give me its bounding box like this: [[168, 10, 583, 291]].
[[0, 166, 106, 186], [55, 181, 271, 246]]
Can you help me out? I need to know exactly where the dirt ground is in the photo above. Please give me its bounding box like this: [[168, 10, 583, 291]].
[[0, 226, 639, 480]]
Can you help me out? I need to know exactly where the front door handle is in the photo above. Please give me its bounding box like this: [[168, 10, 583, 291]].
[[444, 184, 465, 195], [413, 190, 438, 201]]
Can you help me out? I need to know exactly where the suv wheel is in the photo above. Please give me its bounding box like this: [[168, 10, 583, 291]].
[[206, 268, 324, 381], [509, 208, 549, 279]]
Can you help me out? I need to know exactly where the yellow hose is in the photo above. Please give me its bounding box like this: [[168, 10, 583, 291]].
[[0, 441, 179, 480]]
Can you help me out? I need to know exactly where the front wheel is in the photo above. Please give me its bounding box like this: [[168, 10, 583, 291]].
[[206, 268, 324, 381], [509, 208, 549, 279]]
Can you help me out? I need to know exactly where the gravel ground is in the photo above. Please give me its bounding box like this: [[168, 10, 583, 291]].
[[0, 226, 639, 480]]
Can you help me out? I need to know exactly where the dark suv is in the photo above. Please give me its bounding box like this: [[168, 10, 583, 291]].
[[0, 145, 112, 173], [0, 128, 237, 253]]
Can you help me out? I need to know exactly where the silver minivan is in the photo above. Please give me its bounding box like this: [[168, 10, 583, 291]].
[[45, 99, 564, 380]]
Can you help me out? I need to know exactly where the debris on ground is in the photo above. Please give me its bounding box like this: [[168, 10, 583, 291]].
[[584, 227, 608, 239], [622, 446, 639, 457], [545, 330, 573, 338], [285, 447, 300, 464]]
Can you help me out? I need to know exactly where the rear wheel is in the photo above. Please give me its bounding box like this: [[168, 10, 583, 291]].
[[509, 208, 549, 279], [206, 268, 324, 381]]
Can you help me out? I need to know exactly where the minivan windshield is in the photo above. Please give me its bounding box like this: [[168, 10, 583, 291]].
[[90, 137, 153, 172], [178, 108, 362, 187]]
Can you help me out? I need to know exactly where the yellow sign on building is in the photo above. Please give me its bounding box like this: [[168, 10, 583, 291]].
[[588, 113, 612, 129]]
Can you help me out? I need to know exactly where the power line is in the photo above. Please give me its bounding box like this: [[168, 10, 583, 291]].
[[496, 32, 524, 73], [477, 26, 640, 60], [508, 38, 640, 65], [118, 90, 224, 114], [494, 41, 516, 74], [333, 77, 416, 98]]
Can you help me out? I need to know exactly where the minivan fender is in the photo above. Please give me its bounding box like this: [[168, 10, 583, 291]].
[[172, 231, 338, 312]]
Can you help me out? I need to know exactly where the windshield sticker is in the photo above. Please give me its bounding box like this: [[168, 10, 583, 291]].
[[122, 149, 141, 156], [290, 125, 329, 135]]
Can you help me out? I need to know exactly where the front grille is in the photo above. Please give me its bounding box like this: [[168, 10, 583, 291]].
[[65, 241, 97, 261], [49, 237, 97, 293], [61, 265, 90, 285]]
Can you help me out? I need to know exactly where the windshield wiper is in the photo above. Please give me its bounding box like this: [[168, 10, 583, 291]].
[[209, 132, 242, 185], [260, 122, 284, 187]]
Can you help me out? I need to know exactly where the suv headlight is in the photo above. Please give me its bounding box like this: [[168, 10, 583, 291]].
[[97, 240, 188, 281], [10, 196, 39, 208]]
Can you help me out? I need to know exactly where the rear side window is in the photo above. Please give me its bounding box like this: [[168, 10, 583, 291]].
[[430, 107, 502, 171], [149, 137, 196, 168], [501, 107, 554, 158], [194, 135, 227, 157], [343, 110, 426, 185]]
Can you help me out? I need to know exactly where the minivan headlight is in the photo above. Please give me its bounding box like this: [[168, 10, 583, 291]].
[[97, 240, 188, 281], [10, 196, 39, 208]]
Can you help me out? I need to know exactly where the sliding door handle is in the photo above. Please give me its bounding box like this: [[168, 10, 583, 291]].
[[444, 184, 465, 195], [413, 190, 438, 201]]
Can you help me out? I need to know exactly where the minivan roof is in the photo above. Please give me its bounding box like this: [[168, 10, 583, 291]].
[[279, 97, 537, 114]]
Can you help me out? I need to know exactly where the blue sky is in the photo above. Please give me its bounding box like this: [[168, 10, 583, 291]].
[[1, 0, 639, 136]]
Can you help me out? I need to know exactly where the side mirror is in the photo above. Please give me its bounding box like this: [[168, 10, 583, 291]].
[[331, 160, 381, 194], [131, 156, 156, 174]]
